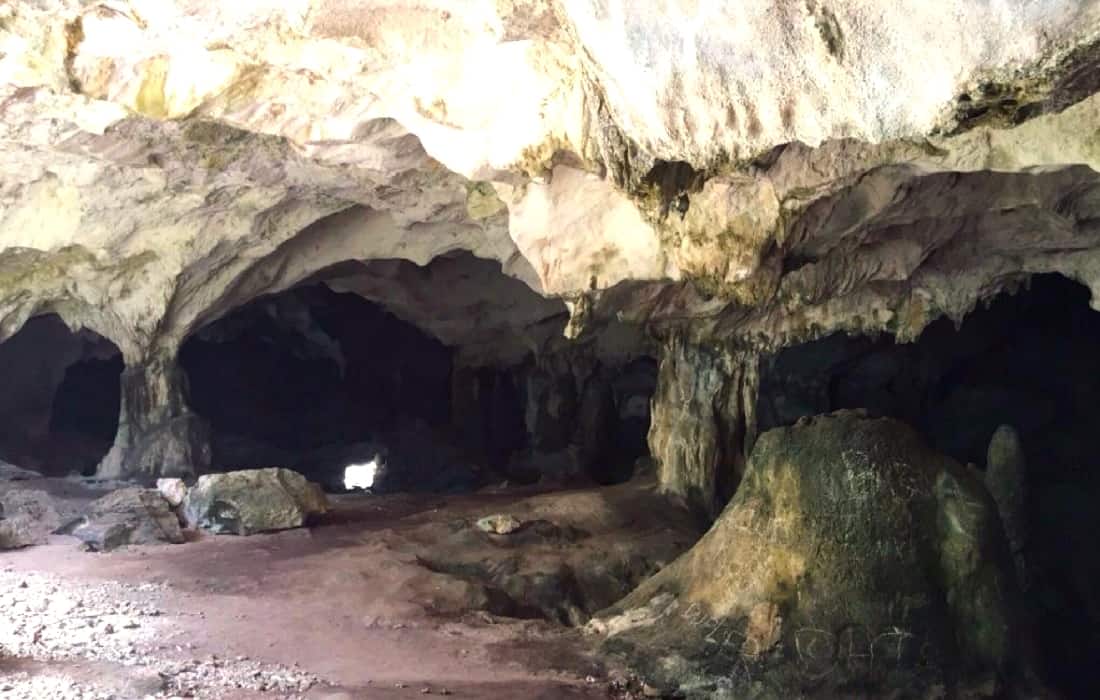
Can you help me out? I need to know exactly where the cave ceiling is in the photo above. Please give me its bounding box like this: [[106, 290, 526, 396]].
[[1, 0, 1100, 363]]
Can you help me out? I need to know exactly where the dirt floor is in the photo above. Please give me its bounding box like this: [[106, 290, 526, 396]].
[[1, 477, 702, 699]]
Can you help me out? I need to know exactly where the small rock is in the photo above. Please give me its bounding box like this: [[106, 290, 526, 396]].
[[157, 478, 189, 508], [475, 513, 523, 535]]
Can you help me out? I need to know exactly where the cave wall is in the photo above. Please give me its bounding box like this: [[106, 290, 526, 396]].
[[0, 4, 1098, 489], [452, 351, 657, 487]]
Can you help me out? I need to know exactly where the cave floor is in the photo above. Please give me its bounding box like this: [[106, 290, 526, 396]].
[[1, 477, 700, 699]]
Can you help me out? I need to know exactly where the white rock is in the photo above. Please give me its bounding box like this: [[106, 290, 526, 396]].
[[156, 478, 188, 508]]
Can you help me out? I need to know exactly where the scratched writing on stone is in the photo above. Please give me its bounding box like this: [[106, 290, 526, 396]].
[[676, 600, 920, 683], [794, 624, 917, 680]]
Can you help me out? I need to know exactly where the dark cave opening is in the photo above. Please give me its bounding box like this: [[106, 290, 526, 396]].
[[180, 283, 462, 492], [179, 279, 658, 495], [757, 273, 1100, 696], [0, 314, 123, 477], [491, 354, 658, 487]]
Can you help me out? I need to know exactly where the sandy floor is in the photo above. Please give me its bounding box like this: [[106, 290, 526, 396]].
[[1, 480, 700, 699]]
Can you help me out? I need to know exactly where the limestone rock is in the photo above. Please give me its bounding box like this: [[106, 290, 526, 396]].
[[0, 489, 61, 549], [648, 338, 758, 518], [475, 514, 524, 536], [986, 425, 1029, 587], [183, 468, 328, 536], [0, 461, 41, 482], [0, 2, 1096, 485], [73, 487, 185, 551], [598, 411, 1026, 697], [156, 478, 188, 508]]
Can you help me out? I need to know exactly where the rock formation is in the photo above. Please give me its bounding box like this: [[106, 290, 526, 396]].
[[592, 412, 1027, 697], [0, 0, 1094, 483], [986, 425, 1029, 588], [1, 1, 1100, 695], [183, 467, 328, 535]]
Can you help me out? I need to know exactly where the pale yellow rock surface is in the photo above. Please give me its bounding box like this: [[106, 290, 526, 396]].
[[0, 2, 1099, 478]]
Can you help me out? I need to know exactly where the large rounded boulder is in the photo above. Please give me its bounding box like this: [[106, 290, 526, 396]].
[[183, 468, 328, 536], [592, 411, 1030, 698]]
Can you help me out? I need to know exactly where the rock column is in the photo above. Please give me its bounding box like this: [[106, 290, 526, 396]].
[[648, 336, 758, 519], [986, 424, 1029, 588], [97, 352, 210, 481]]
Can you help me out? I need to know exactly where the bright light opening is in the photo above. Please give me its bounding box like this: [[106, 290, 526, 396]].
[[344, 459, 379, 490]]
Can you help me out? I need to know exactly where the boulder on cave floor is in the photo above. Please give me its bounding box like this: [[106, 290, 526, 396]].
[[73, 487, 185, 551], [0, 489, 62, 549], [591, 410, 1030, 699], [183, 468, 328, 536]]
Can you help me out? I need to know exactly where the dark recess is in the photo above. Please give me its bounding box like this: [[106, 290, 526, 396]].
[[757, 273, 1100, 697]]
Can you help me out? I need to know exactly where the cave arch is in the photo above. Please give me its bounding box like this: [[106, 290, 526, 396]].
[[757, 272, 1100, 696], [180, 282, 458, 491], [178, 253, 659, 493], [0, 314, 123, 476]]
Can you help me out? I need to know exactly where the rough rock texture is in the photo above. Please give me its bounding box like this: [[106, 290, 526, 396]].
[[0, 488, 61, 549], [648, 338, 758, 518], [72, 486, 185, 551], [97, 356, 211, 480], [412, 476, 703, 628], [156, 477, 187, 508], [475, 513, 524, 535], [592, 412, 1027, 698], [0, 2, 1096, 479], [986, 425, 1029, 588], [183, 468, 328, 535]]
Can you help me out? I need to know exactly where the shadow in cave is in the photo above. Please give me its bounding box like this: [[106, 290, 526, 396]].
[[179, 283, 476, 493], [179, 276, 660, 496], [0, 314, 122, 477], [757, 273, 1100, 697]]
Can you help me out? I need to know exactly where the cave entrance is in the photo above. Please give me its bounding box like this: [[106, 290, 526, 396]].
[[757, 273, 1100, 696], [0, 314, 123, 477], [180, 283, 456, 493]]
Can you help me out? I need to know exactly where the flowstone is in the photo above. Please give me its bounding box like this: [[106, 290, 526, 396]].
[[592, 411, 1031, 698]]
